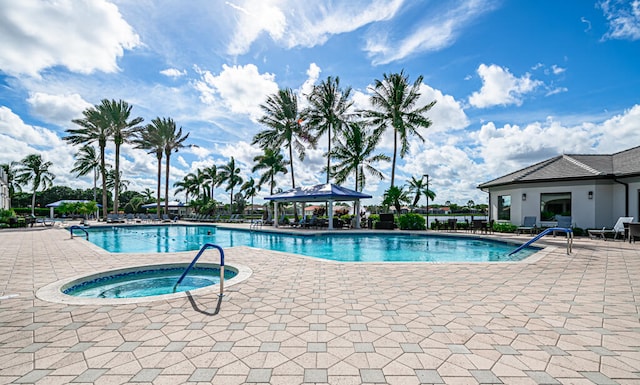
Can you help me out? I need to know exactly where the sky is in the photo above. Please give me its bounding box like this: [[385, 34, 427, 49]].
[[1, 0, 639, 207]]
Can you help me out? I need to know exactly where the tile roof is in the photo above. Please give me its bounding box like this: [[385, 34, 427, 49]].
[[479, 146, 640, 188]]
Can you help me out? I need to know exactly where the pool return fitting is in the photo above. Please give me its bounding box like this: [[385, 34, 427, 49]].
[[173, 243, 225, 297]]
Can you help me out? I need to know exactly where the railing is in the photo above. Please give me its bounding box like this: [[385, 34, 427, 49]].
[[250, 219, 263, 230], [173, 243, 225, 297], [69, 225, 89, 240], [509, 227, 573, 256]]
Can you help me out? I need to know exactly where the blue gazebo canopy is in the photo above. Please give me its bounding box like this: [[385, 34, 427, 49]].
[[265, 183, 372, 202], [45, 200, 100, 207]]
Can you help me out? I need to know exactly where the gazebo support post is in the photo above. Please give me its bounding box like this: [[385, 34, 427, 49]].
[[328, 200, 334, 230], [354, 200, 361, 229], [274, 202, 279, 228]]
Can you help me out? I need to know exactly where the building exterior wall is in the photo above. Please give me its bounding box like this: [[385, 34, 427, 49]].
[[486, 179, 634, 229], [0, 167, 9, 210]]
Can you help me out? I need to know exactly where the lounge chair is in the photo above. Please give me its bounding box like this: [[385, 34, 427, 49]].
[[628, 222, 640, 243], [516, 216, 537, 235], [588, 217, 634, 241], [552, 215, 573, 236]]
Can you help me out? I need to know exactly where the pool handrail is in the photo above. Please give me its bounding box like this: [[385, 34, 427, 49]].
[[173, 243, 225, 296], [69, 225, 89, 240], [508, 227, 573, 256]]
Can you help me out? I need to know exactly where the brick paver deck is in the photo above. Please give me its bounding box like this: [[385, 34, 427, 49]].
[[1, 224, 639, 384]]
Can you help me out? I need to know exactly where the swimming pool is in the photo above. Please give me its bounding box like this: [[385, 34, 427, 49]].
[[84, 225, 536, 262]]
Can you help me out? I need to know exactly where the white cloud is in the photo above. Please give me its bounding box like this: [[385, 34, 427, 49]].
[[160, 68, 187, 78], [599, 0, 640, 40], [551, 65, 566, 75], [468, 64, 543, 108], [364, 0, 496, 64], [226, 0, 403, 55], [0, 0, 140, 77], [300, 63, 322, 99], [194, 64, 279, 121], [26, 93, 92, 126]]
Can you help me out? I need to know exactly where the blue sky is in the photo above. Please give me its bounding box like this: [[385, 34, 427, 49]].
[[1, 0, 639, 206]]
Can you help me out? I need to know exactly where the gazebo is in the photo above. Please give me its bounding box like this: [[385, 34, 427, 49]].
[[264, 183, 372, 229], [45, 200, 99, 219]]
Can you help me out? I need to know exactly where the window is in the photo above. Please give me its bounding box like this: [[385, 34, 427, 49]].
[[540, 192, 571, 221], [497, 195, 511, 220]]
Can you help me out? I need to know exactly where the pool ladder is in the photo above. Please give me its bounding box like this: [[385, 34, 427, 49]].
[[508, 227, 573, 256], [173, 243, 225, 297], [69, 225, 89, 240]]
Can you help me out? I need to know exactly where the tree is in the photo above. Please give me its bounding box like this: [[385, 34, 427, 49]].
[[159, 117, 189, 215], [135, 118, 165, 217], [174, 171, 202, 203], [202, 165, 219, 201], [252, 148, 288, 195], [330, 121, 389, 192], [218, 157, 243, 212], [467, 200, 475, 210], [407, 175, 436, 209], [241, 177, 260, 215], [363, 70, 436, 187], [14, 154, 55, 216], [382, 185, 411, 216], [71, 145, 100, 204], [105, 168, 130, 196], [141, 188, 154, 203], [0, 162, 20, 205], [66, 106, 111, 219], [303, 76, 353, 183], [96, 99, 144, 214]]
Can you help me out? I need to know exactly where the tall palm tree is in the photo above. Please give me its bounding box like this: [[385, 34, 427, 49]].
[[382, 185, 410, 216], [173, 172, 200, 203], [65, 107, 110, 219], [105, 168, 130, 196], [96, 99, 144, 215], [159, 117, 189, 215], [241, 177, 260, 215], [303, 76, 353, 183], [141, 188, 155, 203], [252, 148, 288, 195], [218, 157, 243, 212], [202, 165, 219, 201], [407, 175, 435, 209], [363, 70, 436, 187], [70, 145, 100, 204], [14, 154, 55, 216], [253, 88, 312, 191], [330, 121, 389, 192], [134, 119, 165, 216]]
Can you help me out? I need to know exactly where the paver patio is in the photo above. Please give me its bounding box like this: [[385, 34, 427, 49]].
[[1, 224, 639, 384]]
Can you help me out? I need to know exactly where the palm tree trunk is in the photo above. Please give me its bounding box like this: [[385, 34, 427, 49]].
[[164, 154, 171, 216], [30, 189, 36, 216], [156, 154, 162, 218], [288, 143, 298, 221], [391, 130, 397, 187], [326, 128, 331, 184], [100, 146, 108, 220], [114, 145, 120, 214]]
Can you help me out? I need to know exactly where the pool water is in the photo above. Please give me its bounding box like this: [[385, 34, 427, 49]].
[[85, 225, 536, 262], [63, 266, 235, 298]]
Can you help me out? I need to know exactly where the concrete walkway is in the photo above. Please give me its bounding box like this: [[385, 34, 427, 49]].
[[1, 225, 639, 384]]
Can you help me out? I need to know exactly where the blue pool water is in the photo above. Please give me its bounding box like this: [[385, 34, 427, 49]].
[[63, 265, 236, 298], [84, 225, 536, 262]]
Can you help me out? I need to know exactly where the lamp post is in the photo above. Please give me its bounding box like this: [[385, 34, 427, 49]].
[[422, 174, 429, 230]]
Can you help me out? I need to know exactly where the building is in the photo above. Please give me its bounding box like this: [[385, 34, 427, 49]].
[[478, 146, 640, 229], [0, 167, 9, 210]]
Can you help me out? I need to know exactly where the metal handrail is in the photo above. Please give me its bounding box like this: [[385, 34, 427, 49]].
[[69, 225, 89, 240], [173, 243, 225, 296], [509, 227, 573, 256]]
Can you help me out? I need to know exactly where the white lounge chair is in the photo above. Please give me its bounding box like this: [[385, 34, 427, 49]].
[[588, 217, 634, 241]]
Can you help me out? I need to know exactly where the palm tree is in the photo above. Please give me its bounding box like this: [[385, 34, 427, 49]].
[[241, 177, 260, 215], [14, 154, 55, 216], [65, 106, 110, 219], [173, 172, 199, 203], [105, 168, 130, 196], [71, 145, 100, 204], [330, 121, 389, 192], [303, 76, 353, 183], [134, 119, 165, 217], [252, 148, 288, 195], [159, 118, 189, 215], [382, 185, 410, 216], [202, 165, 219, 201], [96, 99, 144, 215], [407, 175, 436, 210], [218, 157, 243, 212], [363, 70, 436, 187], [141, 188, 155, 203], [253, 88, 312, 191]]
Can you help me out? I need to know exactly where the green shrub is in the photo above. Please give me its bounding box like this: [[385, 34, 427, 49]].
[[398, 213, 426, 230], [493, 222, 518, 233]]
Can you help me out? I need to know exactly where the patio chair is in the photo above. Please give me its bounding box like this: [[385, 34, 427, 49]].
[[588, 217, 634, 241], [553, 215, 573, 236], [628, 222, 640, 243], [516, 216, 537, 235]]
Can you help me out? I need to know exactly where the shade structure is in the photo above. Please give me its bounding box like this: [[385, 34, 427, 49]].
[[141, 201, 185, 208], [45, 200, 101, 219], [264, 183, 372, 229]]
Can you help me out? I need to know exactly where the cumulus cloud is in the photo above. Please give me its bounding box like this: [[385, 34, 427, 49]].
[[468, 64, 543, 108], [160, 68, 187, 78], [0, 0, 140, 77], [194, 64, 279, 121], [225, 0, 403, 55], [26, 93, 92, 126], [365, 0, 497, 65], [598, 0, 640, 40]]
